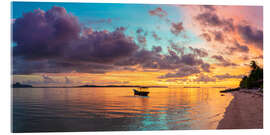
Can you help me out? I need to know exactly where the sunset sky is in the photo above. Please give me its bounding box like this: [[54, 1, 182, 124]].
[[12, 2, 263, 87]]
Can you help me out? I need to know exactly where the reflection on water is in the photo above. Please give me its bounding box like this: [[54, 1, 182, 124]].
[[12, 87, 233, 132]]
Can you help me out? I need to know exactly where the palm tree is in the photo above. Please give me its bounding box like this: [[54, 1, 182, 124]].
[[239, 61, 263, 89], [250, 60, 258, 70]]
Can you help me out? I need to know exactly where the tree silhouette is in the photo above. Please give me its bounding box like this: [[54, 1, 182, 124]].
[[240, 61, 263, 89], [250, 60, 258, 70]]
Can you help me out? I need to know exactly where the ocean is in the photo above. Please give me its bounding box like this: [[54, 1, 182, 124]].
[[12, 87, 233, 132]]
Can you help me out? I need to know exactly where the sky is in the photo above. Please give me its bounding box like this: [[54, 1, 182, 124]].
[[12, 2, 263, 87]]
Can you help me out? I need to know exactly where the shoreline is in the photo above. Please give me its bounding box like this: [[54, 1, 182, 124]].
[[217, 89, 263, 129]]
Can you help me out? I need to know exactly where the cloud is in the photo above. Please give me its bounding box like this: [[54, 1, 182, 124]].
[[170, 22, 184, 36], [82, 27, 93, 37], [13, 29, 138, 74], [180, 54, 203, 66], [215, 73, 243, 80], [22, 80, 42, 85], [116, 40, 208, 72], [115, 48, 177, 69], [227, 41, 249, 54], [12, 6, 212, 77], [195, 11, 234, 32], [200, 33, 212, 42], [237, 24, 263, 49], [159, 66, 200, 78], [193, 74, 216, 82], [88, 80, 130, 85], [189, 46, 208, 57], [169, 40, 185, 55], [152, 46, 162, 53], [42, 75, 57, 84], [116, 45, 206, 71], [194, 5, 263, 52], [13, 6, 138, 64], [149, 7, 168, 18], [135, 28, 148, 45], [137, 35, 147, 45], [13, 6, 81, 60], [253, 55, 263, 59], [213, 31, 225, 43], [115, 26, 126, 32], [65, 76, 73, 84], [201, 63, 210, 72], [13, 57, 48, 74], [68, 30, 139, 63], [136, 28, 144, 34], [12, 6, 141, 74], [211, 55, 237, 67], [152, 31, 161, 41], [200, 5, 216, 12], [20, 76, 77, 85], [165, 78, 189, 83]]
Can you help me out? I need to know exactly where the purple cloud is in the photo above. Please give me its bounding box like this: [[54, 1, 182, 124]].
[[215, 73, 243, 80], [237, 24, 263, 49], [149, 7, 168, 18], [12, 6, 139, 74], [200, 5, 216, 12], [227, 41, 249, 54], [68, 30, 139, 63], [152, 31, 161, 41], [137, 35, 147, 45], [201, 63, 211, 72], [13, 6, 81, 60], [169, 40, 185, 55], [193, 74, 216, 82], [159, 66, 200, 78], [42, 75, 57, 84], [211, 55, 237, 67], [213, 31, 225, 43], [200, 33, 212, 42], [180, 54, 203, 66], [189, 46, 208, 57], [195, 12, 234, 32], [152, 46, 162, 53], [12, 6, 212, 76], [170, 22, 184, 36]]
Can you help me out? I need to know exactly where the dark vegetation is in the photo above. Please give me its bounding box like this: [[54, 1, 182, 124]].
[[220, 87, 240, 93], [220, 61, 263, 93], [240, 61, 263, 89], [12, 82, 33, 88]]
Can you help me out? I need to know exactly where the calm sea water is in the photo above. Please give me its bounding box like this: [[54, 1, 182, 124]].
[[12, 87, 233, 132]]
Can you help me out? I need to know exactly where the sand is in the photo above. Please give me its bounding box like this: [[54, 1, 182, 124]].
[[217, 89, 263, 129]]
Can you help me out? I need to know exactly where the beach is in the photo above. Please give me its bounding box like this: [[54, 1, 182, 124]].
[[217, 89, 263, 129]]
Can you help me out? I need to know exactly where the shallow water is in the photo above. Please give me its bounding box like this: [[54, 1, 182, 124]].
[[12, 87, 233, 132]]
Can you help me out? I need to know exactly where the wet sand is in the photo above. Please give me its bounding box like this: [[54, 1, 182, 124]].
[[217, 89, 263, 129]]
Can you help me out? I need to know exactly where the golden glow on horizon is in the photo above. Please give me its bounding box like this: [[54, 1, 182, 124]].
[[13, 67, 246, 87]]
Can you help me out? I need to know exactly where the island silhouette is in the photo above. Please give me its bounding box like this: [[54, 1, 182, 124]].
[[12, 83, 167, 88]]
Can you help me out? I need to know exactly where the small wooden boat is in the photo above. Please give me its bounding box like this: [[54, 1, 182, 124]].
[[133, 87, 149, 96]]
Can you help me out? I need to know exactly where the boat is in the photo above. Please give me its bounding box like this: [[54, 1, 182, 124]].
[[133, 87, 150, 96]]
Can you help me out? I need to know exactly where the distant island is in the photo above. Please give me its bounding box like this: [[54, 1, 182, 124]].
[[12, 82, 33, 88], [77, 85, 168, 88], [12, 83, 168, 88], [183, 86, 200, 88]]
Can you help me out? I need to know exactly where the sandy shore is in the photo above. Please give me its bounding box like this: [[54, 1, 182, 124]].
[[217, 89, 263, 129]]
